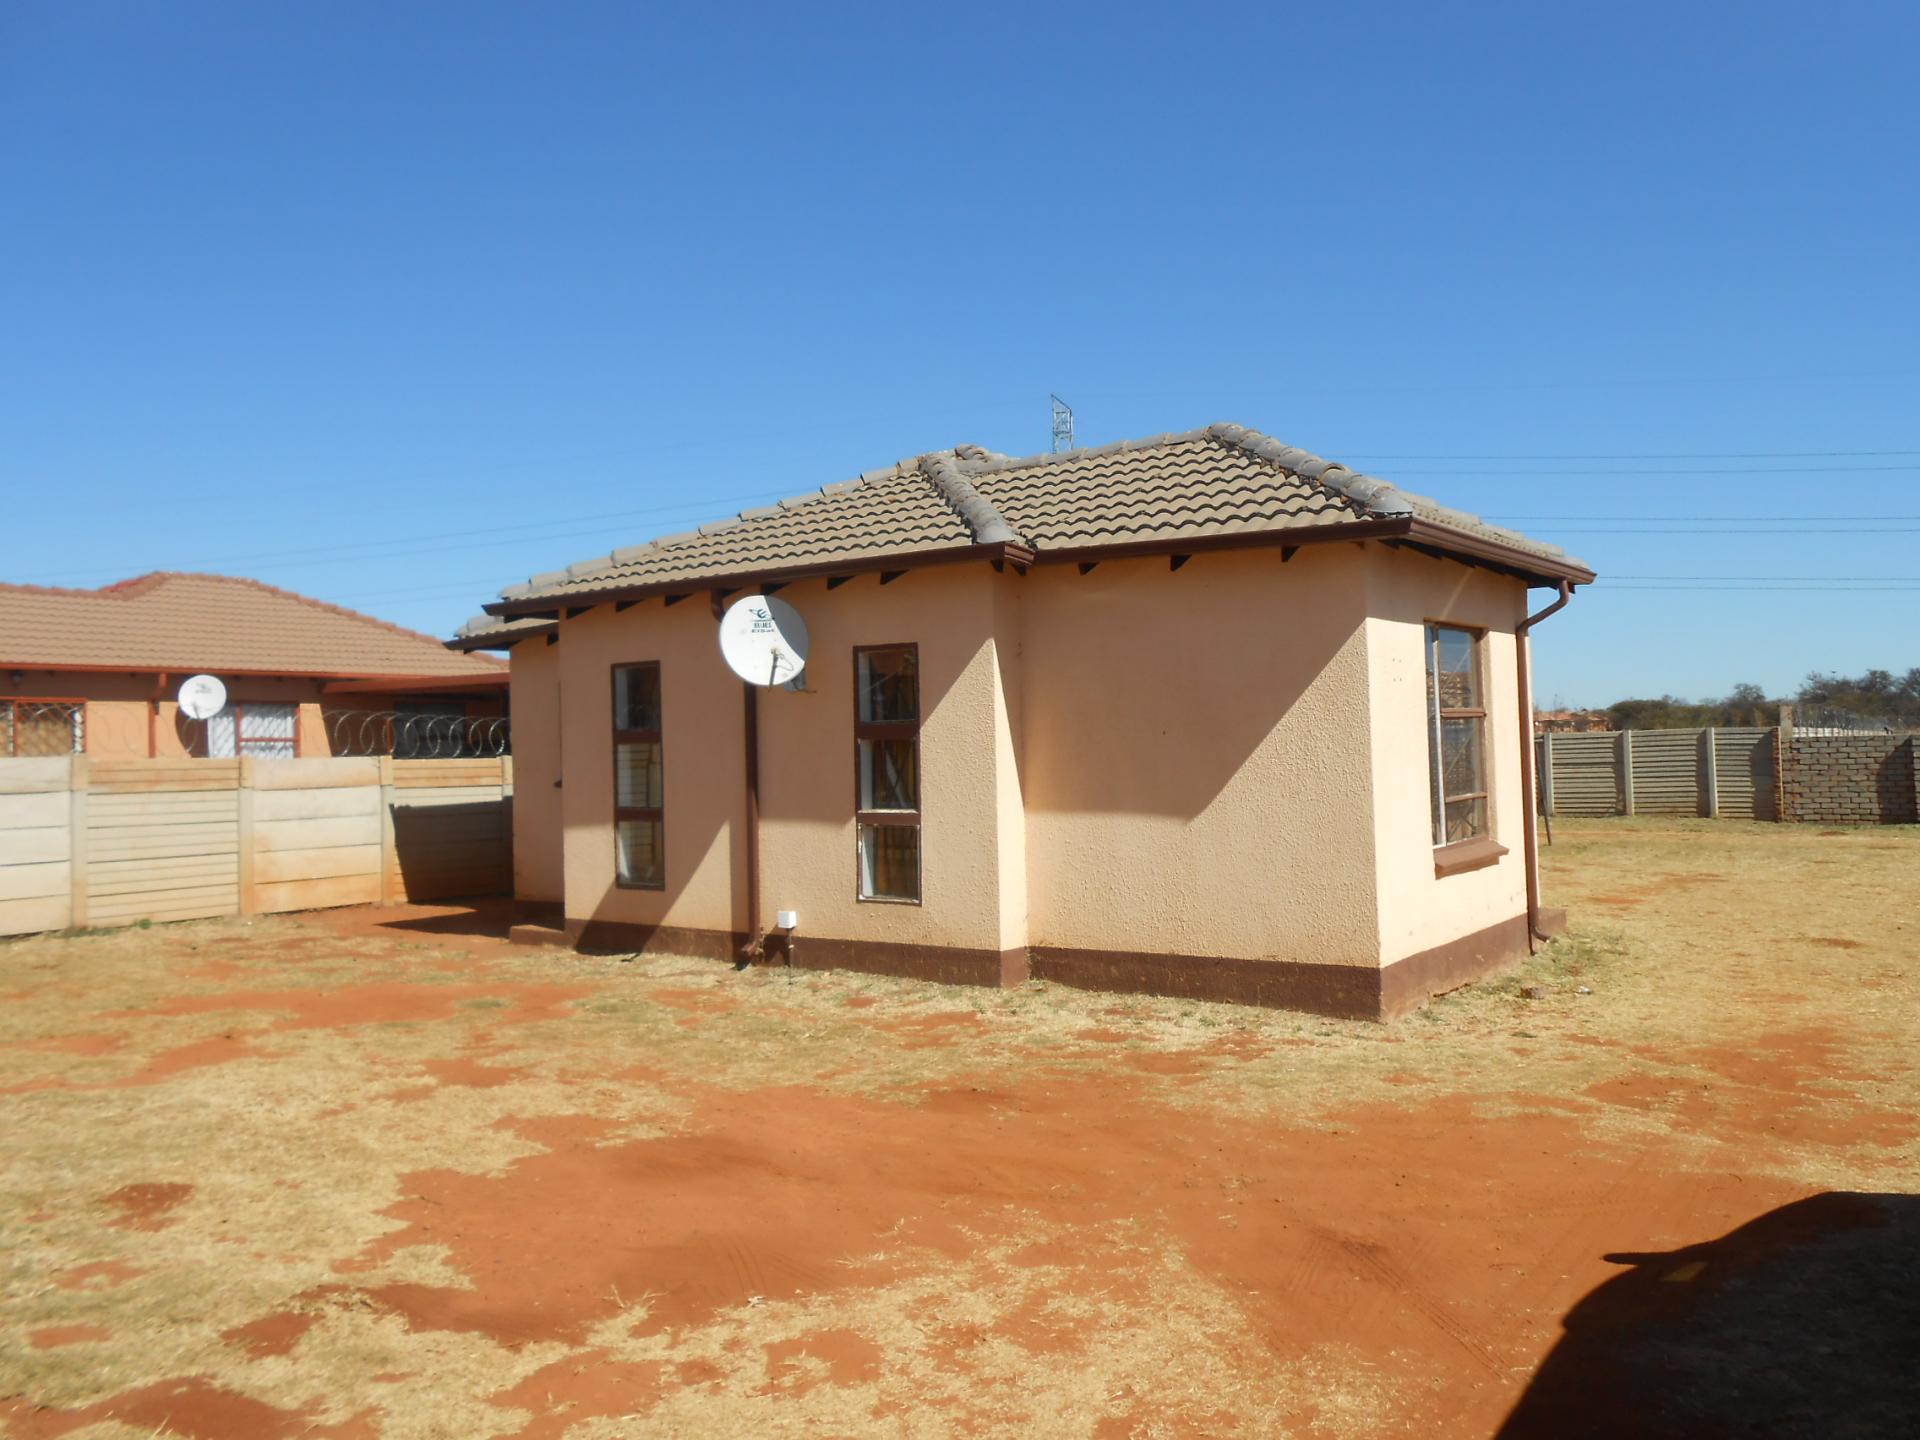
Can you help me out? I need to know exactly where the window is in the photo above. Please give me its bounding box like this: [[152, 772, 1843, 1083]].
[[1, 699, 85, 757], [207, 702, 297, 758], [613, 663, 664, 888], [854, 645, 920, 902], [1425, 624, 1489, 846]]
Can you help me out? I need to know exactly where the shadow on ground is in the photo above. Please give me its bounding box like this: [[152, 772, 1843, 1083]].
[[363, 898, 522, 942], [1498, 1192, 1919, 1439]]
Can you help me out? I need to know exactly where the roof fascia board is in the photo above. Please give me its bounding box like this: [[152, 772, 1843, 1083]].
[[1401, 519, 1597, 586], [1031, 517, 1592, 586], [1030, 517, 1416, 567], [484, 542, 1018, 618], [445, 622, 558, 652], [322, 673, 515, 693], [0, 659, 505, 680]]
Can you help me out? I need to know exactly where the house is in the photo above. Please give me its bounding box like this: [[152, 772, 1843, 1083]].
[[1534, 708, 1613, 735], [451, 424, 1595, 1019], [1, 572, 508, 759]]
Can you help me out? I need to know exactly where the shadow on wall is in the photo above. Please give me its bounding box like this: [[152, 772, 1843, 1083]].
[[1497, 1192, 1919, 1439], [1021, 561, 1359, 819], [391, 799, 512, 903]]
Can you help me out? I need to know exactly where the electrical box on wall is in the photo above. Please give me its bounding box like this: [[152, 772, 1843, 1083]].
[[775, 909, 798, 930]]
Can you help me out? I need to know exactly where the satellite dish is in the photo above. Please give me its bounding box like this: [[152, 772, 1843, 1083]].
[[177, 674, 228, 721], [718, 594, 809, 687]]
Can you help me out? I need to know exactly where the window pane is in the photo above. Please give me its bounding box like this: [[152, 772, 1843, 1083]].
[[858, 823, 920, 900], [237, 703, 297, 758], [1443, 796, 1487, 844], [616, 818, 664, 887], [1430, 626, 1479, 709], [615, 741, 663, 808], [1441, 717, 1484, 800], [614, 665, 661, 732], [8, 703, 84, 757], [857, 737, 917, 811], [857, 648, 918, 724]]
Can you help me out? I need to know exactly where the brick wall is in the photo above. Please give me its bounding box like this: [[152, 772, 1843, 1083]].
[[1780, 733, 1919, 825]]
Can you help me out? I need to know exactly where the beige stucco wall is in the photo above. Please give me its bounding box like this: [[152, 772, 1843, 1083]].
[[1361, 551, 1531, 965], [1017, 545, 1383, 967], [506, 541, 1538, 982], [549, 566, 1023, 954], [508, 642, 564, 902]]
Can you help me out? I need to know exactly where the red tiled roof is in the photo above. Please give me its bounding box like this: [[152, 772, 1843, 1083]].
[[0, 573, 506, 679]]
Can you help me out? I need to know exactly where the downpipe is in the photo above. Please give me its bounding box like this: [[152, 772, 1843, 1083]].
[[1515, 580, 1574, 951]]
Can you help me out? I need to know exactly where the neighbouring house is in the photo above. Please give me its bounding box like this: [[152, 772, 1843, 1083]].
[[1, 572, 508, 759], [1534, 708, 1613, 735], [452, 424, 1595, 1019]]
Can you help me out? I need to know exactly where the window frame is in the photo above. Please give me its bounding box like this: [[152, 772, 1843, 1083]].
[[0, 697, 88, 757], [852, 643, 922, 905], [1425, 621, 1505, 873], [611, 661, 666, 891], [233, 702, 301, 758]]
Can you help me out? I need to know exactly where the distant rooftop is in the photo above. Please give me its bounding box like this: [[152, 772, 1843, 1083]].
[[0, 572, 507, 680]]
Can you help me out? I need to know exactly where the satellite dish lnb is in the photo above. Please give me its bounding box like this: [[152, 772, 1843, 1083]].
[[177, 674, 228, 721], [718, 595, 809, 686]]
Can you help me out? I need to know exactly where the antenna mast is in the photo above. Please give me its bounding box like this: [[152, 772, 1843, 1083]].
[[1049, 394, 1074, 453]]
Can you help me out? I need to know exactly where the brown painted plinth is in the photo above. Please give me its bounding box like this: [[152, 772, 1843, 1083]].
[[1029, 947, 1378, 1019], [1036, 914, 1534, 1021], [555, 913, 1534, 1021], [570, 920, 743, 962]]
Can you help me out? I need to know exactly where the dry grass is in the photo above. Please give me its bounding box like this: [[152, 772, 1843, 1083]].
[[1, 820, 1915, 1438]]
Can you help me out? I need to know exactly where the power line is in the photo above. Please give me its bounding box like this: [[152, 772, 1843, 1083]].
[[1487, 515, 1920, 522], [1592, 584, 1920, 592], [1545, 526, 1920, 535], [9, 488, 796, 583], [1351, 448, 1920, 461], [1389, 464, 1920, 476], [1610, 574, 1920, 582]]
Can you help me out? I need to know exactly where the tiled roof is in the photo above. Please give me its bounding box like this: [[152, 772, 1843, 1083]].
[[0, 573, 507, 679], [477, 423, 1591, 621], [498, 460, 973, 603]]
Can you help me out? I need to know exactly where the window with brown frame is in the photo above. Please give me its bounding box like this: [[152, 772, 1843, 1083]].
[[1, 699, 85, 757], [854, 645, 920, 902], [1425, 624, 1489, 845], [612, 663, 665, 889], [207, 702, 298, 758]]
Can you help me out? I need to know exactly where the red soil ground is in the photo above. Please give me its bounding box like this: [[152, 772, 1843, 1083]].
[[5, 870, 1915, 1438]]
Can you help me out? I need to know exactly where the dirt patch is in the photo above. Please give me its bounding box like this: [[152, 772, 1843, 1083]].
[[3, 826, 1916, 1437], [6, 1032, 127, 1057], [221, 1309, 320, 1357], [760, 1327, 885, 1396], [330, 1065, 1801, 1440], [111, 979, 589, 1032], [27, 1325, 110, 1350], [0, 1377, 372, 1440], [102, 1181, 193, 1231], [420, 1057, 528, 1089], [53, 1260, 145, 1290]]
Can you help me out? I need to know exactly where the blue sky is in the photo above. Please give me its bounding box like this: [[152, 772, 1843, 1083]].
[[3, 1, 1915, 706]]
